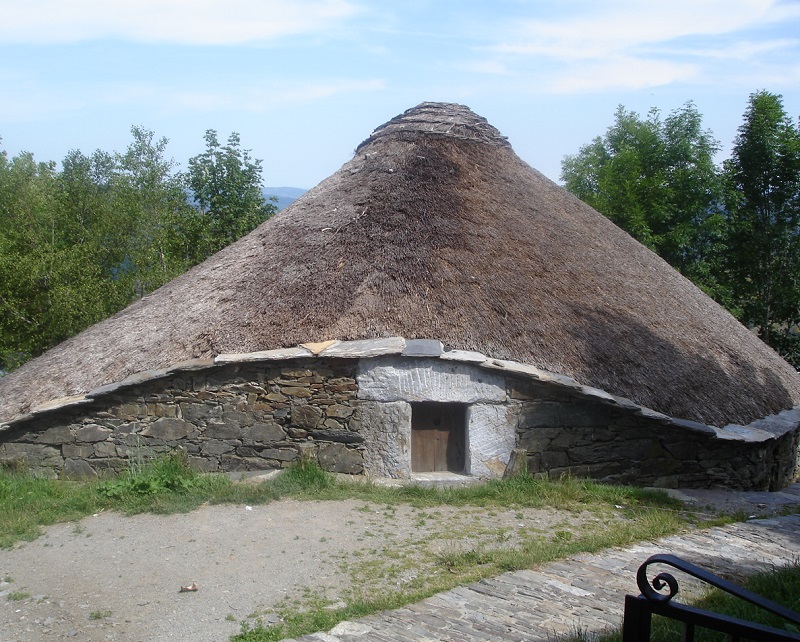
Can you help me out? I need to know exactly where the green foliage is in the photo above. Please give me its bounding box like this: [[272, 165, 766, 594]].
[[0, 127, 273, 371], [562, 93, 800, 368], [561, 102, 726, 298], [185, 130, 277, 259], [723, 91, 800, 363]]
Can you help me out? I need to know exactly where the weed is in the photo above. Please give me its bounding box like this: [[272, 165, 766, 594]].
[[226, 613, 236, 622], [98, 451, 196, 500], [89, 609, 112, 620], [6, 591, 30, 601]]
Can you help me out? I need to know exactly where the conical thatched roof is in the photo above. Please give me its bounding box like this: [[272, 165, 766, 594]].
[[2, 102, 799, 427]]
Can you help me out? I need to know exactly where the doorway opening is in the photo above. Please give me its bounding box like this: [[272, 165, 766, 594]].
[[410, 402, 467, 473]]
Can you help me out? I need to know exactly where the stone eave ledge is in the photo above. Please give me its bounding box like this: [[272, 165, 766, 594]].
[[1, 337, 798, 445]]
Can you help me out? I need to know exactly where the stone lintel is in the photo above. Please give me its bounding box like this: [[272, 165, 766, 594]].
[[357, 356, 506, 403]]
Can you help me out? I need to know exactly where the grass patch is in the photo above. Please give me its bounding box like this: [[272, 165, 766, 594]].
[[0, 456, 692, 549], [89, 609, 112, 620], [6, 590, 30, 601]]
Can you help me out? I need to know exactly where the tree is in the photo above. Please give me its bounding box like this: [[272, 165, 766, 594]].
[[111, 126, 198, 296], [186, 130, 276, 259], [723, 91, 800, 363], [561, 103, 726, 296], [0, 146, 115, 369]]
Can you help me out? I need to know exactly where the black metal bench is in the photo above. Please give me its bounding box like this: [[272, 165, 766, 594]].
[[623, 554, 800, 641]]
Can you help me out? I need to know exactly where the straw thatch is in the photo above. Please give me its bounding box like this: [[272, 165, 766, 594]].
[[1, 102, 799, 427]]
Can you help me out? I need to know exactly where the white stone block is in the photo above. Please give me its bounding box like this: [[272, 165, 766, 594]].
[[357, 357, 506, 403], [467, 403, 519, 478]]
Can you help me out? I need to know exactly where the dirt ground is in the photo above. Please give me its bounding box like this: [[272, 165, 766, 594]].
[[1, 484, 798, 642], [0, 498, 613, 642]]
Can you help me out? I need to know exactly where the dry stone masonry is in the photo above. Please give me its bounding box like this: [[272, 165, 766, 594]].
[[0, 338, 798, 490]]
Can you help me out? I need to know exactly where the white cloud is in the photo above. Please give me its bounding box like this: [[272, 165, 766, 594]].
[[457, 60, 512, 76], [0, 0, 361, 44], [484, 0, 800, 93], [166, 79, 385, 112], [546, 57, 698, 93], [0, 75, 385, 124], [494, 0, 782, 59], [655, 38, 798, 61]]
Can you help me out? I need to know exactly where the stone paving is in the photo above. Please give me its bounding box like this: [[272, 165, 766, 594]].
[[289, 499, 800, 641]]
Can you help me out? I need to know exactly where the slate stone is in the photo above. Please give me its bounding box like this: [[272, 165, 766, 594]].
[[140, 418, 193, 440], [325, 404, 354, 419], [317, 442, 363, 474], [244, 422, 286, 443], [201, 441, 236, 455], [62, 459, 98, 480], [93, 441, 118, 458], [36, 426, 75, 445], [439, 349, 487, 363], [282, 386, 312, 398], [204, 421, 243, 440], [31, 395, 90, 414], [62, 444, 95, 459], [214, 347, 313, 364], [320, 337, 406, 358], [503, 447, 528, 479], [668, 417, 717, 436], [309, 429, 364, 444], [292, 404, 323, 429], [120, 369, 168, 386], [402, 339, 444, 357], [75, 425, 113, 443], [164, 358, 216, 373], [259, 448, 298, 462]]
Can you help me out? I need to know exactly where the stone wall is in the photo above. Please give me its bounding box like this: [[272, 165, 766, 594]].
[[512, 377, 800, 491], [0, 340, 798, 490], [0, 359, 365, 479]]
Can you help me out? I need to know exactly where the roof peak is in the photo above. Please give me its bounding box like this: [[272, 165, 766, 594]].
[[356, 102, 509, 151]]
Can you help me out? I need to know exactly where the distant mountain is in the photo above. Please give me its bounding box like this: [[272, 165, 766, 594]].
[[263, 187, 307, 211]]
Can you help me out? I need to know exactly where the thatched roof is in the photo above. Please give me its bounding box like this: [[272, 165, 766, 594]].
[[1, 102, 799, 427]]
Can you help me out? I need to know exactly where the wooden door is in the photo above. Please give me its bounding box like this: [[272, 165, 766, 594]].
[[411, 403, 466, 473]]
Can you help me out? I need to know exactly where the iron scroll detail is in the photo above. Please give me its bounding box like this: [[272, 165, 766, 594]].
[[636, 553, 800, 628], [637, 555, 680, 602]]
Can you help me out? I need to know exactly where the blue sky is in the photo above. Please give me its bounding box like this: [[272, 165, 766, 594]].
[[1, 0, 799, 188]]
